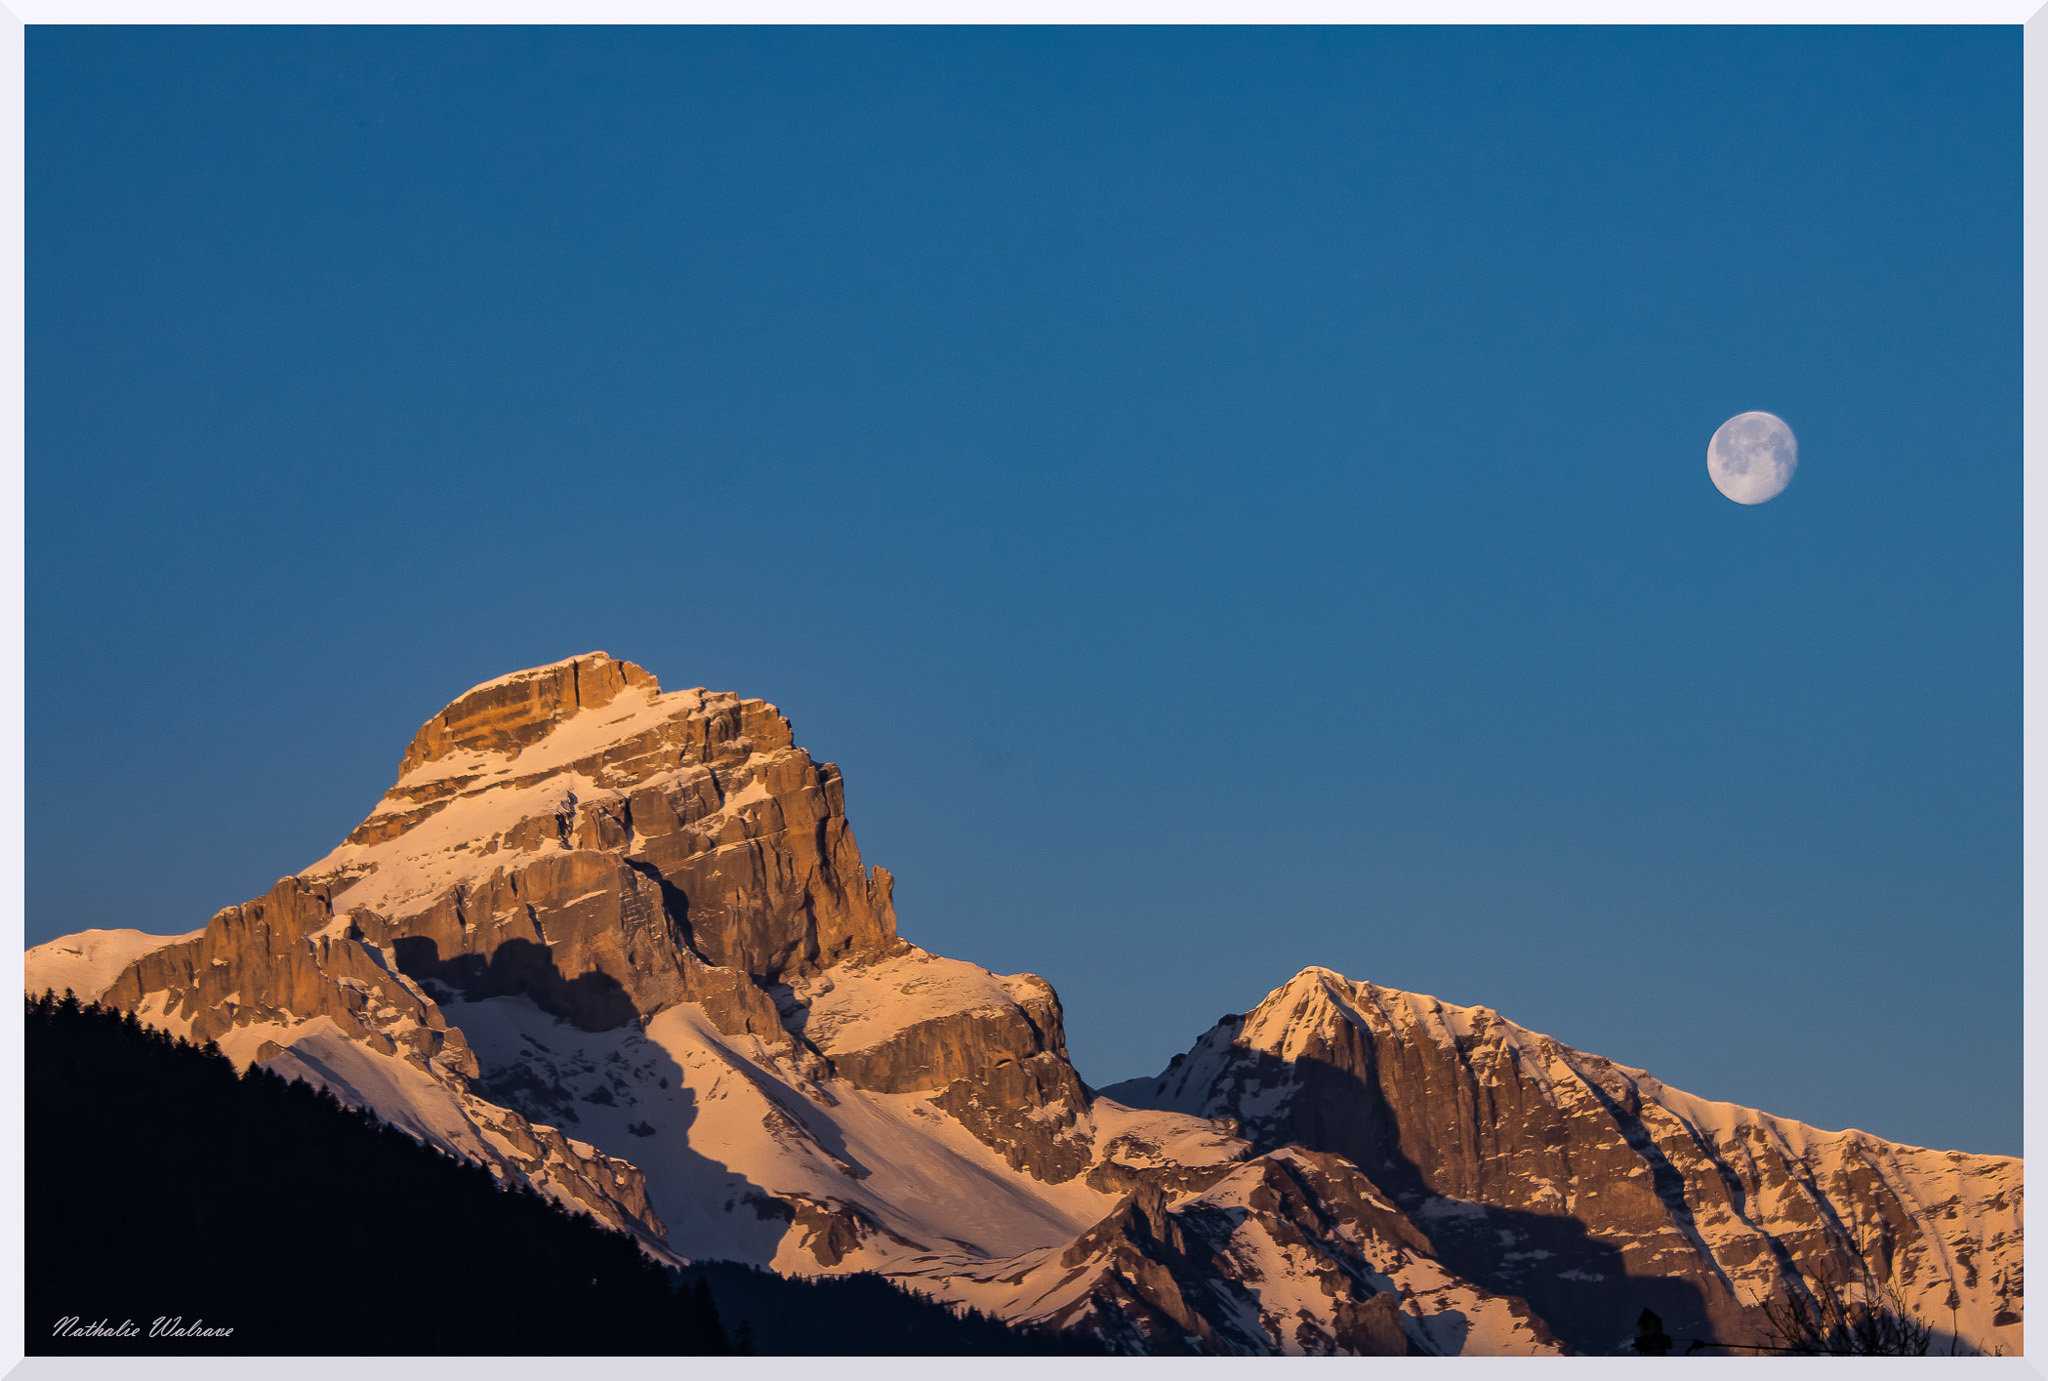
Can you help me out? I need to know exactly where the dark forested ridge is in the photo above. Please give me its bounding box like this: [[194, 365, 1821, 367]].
[[677, 1261, 1105, 1355], [27, 990, 729, 1354], [25, 992, 1103, 1356]]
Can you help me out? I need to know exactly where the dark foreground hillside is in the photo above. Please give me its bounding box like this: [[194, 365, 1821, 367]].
[[676, 1260, 1104, 1355], [26, 992, 1103, 1356]]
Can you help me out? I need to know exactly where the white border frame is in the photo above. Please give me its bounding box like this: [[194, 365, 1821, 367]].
[[0, 10, 2034, 1380]]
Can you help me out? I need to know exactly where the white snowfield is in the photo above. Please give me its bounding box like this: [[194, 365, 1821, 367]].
[[793, 947, 1050, 1056], [448, 991, 1118, 1269], [25, 927, 203, 1003]]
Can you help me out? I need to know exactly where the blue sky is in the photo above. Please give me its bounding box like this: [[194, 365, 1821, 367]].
[[30, 26, 2018, 1154]]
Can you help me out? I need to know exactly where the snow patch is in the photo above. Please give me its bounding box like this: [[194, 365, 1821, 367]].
[[26, 927, 203, 1003], [800, 948, 1032, 1057]]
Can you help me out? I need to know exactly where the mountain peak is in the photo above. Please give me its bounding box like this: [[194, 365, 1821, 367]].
[[398, 651, 662, 775], [1276, 963, 1346, 994], [1252, 967, 1506, 1041], [295, 654, 878, 990]]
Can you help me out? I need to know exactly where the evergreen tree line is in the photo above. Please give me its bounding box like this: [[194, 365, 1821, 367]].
[[678, 1260, 1102, 1355], [26, 991, 1104, 1356]]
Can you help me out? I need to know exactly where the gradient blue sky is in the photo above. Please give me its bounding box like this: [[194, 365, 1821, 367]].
[[30, 26, 2018, 1154]]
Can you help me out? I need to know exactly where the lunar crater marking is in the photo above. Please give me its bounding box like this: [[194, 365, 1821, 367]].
[[1708, 411, 1797, 505]]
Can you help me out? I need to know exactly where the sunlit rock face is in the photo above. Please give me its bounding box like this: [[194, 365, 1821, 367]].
[[25, 654, 2022, 1357], [1108, 967, 2024, 1356], [311, 652, 906, 1039]]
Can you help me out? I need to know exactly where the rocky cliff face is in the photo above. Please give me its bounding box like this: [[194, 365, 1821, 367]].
[[1105, 967, 2024, 1356], [25, 654, 2022, 1356], [310, 653, 901, 1043]]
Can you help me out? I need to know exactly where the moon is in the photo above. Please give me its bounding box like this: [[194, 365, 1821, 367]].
[[1707, 411, 1797, 505]]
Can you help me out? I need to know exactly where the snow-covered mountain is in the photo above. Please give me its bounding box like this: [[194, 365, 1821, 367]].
[[25, 653, 2021, 1356], [1104, 968, 2022, 1355]]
